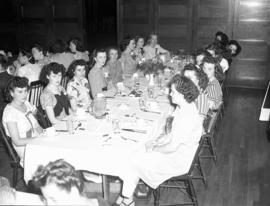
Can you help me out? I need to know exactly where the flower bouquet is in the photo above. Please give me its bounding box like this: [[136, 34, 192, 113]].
[[137, 58, 165, 76]]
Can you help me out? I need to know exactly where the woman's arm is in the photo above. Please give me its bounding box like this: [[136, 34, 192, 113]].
[[44, 106, 61, 125], [6, 122, 36, 146], [69, 98, 77, 113]]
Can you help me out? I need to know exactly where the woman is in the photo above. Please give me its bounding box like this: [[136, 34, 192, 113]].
[[195, 49, 211, 69], [16, 49, 42, 83], [215, 31, 229, 50], [182, 63, 209, 121], [2, 77, 43, 165], [202, 55, 223, 110], [134, 36, 145, 63], [143, 33, 168, 60], [40, 62, 72, 125], [69, 38, 90, 62], [119, 37, 137, 79], [50, 39, 75, 71], [105, 47, 123, 89], [31, 44, 51, 68], [66, 59, 91, 112], [206, 43, 229, 73], [32, 159, 110, 206], [88, 49, 107, 98], [228, 40, 242, 57], [114, 75, 203, 206]]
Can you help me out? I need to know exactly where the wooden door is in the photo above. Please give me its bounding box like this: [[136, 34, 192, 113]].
[[117, 0, 154, 44], [228, 0, 270, 88], [157, 0, 194, 53]]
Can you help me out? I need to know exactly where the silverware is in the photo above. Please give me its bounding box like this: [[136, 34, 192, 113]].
[[141, 108, 161, 114], [121, 136, 138, 142], [56, 129, 68, 132], [74, 123, 82, 131], [121, 128, 147, 134]]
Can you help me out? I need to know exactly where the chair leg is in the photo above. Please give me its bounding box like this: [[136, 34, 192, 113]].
[[208, 136, 217, 164], [13, 166, 18, 188], [187, 178, 198, 206], [153, 188, 160, 206], [198, 157, 207, 188]]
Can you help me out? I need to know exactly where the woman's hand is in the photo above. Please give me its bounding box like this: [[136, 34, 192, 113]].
[[145, 140, 156, 152]]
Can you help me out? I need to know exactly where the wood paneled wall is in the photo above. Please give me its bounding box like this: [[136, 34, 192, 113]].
[[117, 0, 270, 89], [12, 0, 86, 50]]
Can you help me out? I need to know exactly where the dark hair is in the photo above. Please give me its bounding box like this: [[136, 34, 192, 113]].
[[19, 48, 33, 63], [0, 54, 7, 70], [51, 39, 68, 54], [215, 31, 229, 47], [135, 35, 145, 46], [67, 59, 88, 79], [228, 40, 241, 56], [39, 62, 66, 86], [32, 159, 84, 194], [106, 46, 120, 60], [169, 75, 199, 103], [120, 36, 134, 52], [182, 63, 209, 91], [203, 55, 225, 82], [5, 76, 30, 102], [69, 38, 85, 52], [32, 44, 44, 53]]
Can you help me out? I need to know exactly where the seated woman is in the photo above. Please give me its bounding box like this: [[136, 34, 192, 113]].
[[119, 36, 137, 79], [32, 159, 110, 206], [88, 49, 107, 98], [206, 43, 229, 73], [143, 33, 168, 60], [105, 47, 123, 89], [50, 39, 75, 71], [202, 55, 224, 110], [40, 62, 72, 125], [182, 63, 209, 122], [16, 49, 42, 83], [69, 38, 90, 62], [195, 49, 211, 69], [134, 35, 145, 63], [66, 59, 91, 112], [114, 75, 203, 206], [215, 31, 229, 51], [2, 77, 43, 165], [31, 44, 51, 68]]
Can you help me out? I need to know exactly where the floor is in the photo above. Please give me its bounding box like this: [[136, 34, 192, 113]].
[[1, 88, 269, 206]]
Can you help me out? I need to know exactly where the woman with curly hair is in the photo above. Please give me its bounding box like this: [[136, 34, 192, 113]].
[[69, 38, 90, 62], [32, 159, 110, 206], [183, 63, 210, 121], [113, 75, 203, 206], [40, 62, 72, 124], [66, 59, 91, 112], [202, 55, 223, 110], [2, 76, 43, 165], [134, 35, 145, 63], [119, 36, 137, 79]]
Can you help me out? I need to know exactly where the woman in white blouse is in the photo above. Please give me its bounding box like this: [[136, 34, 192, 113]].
[[2, 77, 43, 165], [143, 33, 168, 60], [114, 75, 203, 206]]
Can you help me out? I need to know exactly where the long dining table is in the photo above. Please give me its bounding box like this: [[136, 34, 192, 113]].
[[23, 84, 171, 200]]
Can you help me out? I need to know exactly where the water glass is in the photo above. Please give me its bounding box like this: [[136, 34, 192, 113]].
[[66, 116, 74, 134], [112, 119, 120, 133]]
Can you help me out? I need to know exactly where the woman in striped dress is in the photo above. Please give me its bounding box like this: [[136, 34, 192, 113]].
[[202, 55, 224, 110]]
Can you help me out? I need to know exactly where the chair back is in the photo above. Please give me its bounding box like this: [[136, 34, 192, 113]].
[[0, 123, 20, 165], [204, 103, 223, 135], [61, 75, 69, 89], [29, 80, 43, 107], [188, 136, 204, 175]]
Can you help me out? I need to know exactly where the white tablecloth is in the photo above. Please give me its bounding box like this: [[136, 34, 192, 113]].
[[24, 96, 170, 183]]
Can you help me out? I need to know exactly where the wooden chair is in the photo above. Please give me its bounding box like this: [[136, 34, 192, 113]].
[[29, 80, 43, 107], [153, 138, 205, 206], [61, 75, 70, 90], [201, 104, 223, 164], [0, 124, 22, 187]]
